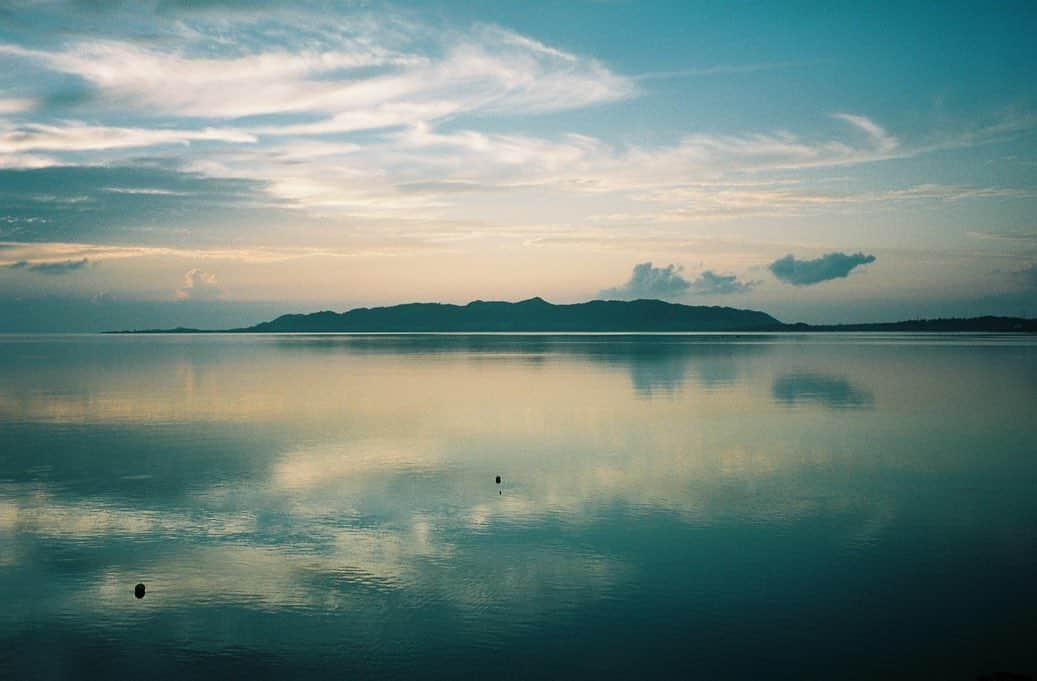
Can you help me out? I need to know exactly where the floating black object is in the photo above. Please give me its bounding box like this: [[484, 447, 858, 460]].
[[134, 583, 146, 599], [495, 475, 501, 484]]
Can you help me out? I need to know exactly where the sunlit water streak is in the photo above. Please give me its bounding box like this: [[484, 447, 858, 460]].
[[1, 333, 1035, 679]]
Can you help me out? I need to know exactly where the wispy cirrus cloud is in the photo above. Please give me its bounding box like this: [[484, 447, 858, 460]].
[[633, 62, 799, 81], [0, 122, 255, 153], [1, 4, 1030, 228], [198, 115, 1035, 223], [615, 182, 1034, 223], [0, 241, 429, 269], [0, 24, 632, 125], [6, 257, 89, 274], [196, 119, 997, 222], [966, 229, 1037, 243], [831, 113, 898, 153]]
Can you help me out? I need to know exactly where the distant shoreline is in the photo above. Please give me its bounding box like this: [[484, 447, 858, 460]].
[[104, 297, 1037, 334]]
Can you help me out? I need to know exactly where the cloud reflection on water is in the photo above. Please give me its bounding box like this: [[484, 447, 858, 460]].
[[771, 371, 874, 408], [2, 333, 1037, 663]]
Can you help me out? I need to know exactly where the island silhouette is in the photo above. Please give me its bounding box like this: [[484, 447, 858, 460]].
[[109, 297, 1037, 333]]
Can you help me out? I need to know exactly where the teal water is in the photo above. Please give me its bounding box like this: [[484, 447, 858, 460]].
[[1, 333, 1035, 680]]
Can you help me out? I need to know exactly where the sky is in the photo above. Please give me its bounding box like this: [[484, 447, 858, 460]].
[[1, 0, 1035, 330]]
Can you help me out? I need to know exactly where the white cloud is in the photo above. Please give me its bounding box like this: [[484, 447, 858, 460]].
[[0, 23, 632, 126], [611, 182, 1032, 223], [0, 121, 255, 153], [194, 116, 1025, 223], [0, 241, 424, 270], [832, 112, 899, 152], [0, 40, 411, 119], [0, 6, 1032, 255], [0, 153, 60, 169], [176, 267, 221, 300], [883, 184, 1032, 201], [101, 186, 193, 195], [0, 97, 33, 115]]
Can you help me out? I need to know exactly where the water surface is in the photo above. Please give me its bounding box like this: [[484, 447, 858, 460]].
[[1, 333, 1035, 679]]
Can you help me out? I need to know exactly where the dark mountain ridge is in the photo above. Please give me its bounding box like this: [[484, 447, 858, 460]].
[[782, 316, 1037, 332], [241, 297, 781, 332], [107, 298, 1037, 333]]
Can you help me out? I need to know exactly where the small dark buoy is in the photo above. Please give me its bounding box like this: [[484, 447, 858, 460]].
[[134, 583, 146, 599], [495, 475, 501, 484]]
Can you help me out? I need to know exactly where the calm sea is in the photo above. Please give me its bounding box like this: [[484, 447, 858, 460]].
[[1, 333, 1035, 680]]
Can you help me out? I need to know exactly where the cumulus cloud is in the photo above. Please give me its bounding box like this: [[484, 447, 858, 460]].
[[769, 252, 876, 286], [7, 257, 89, 274], [176, 268, 221, 300], [599, 262, 690, 300], [688, 270, 757, 295]]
